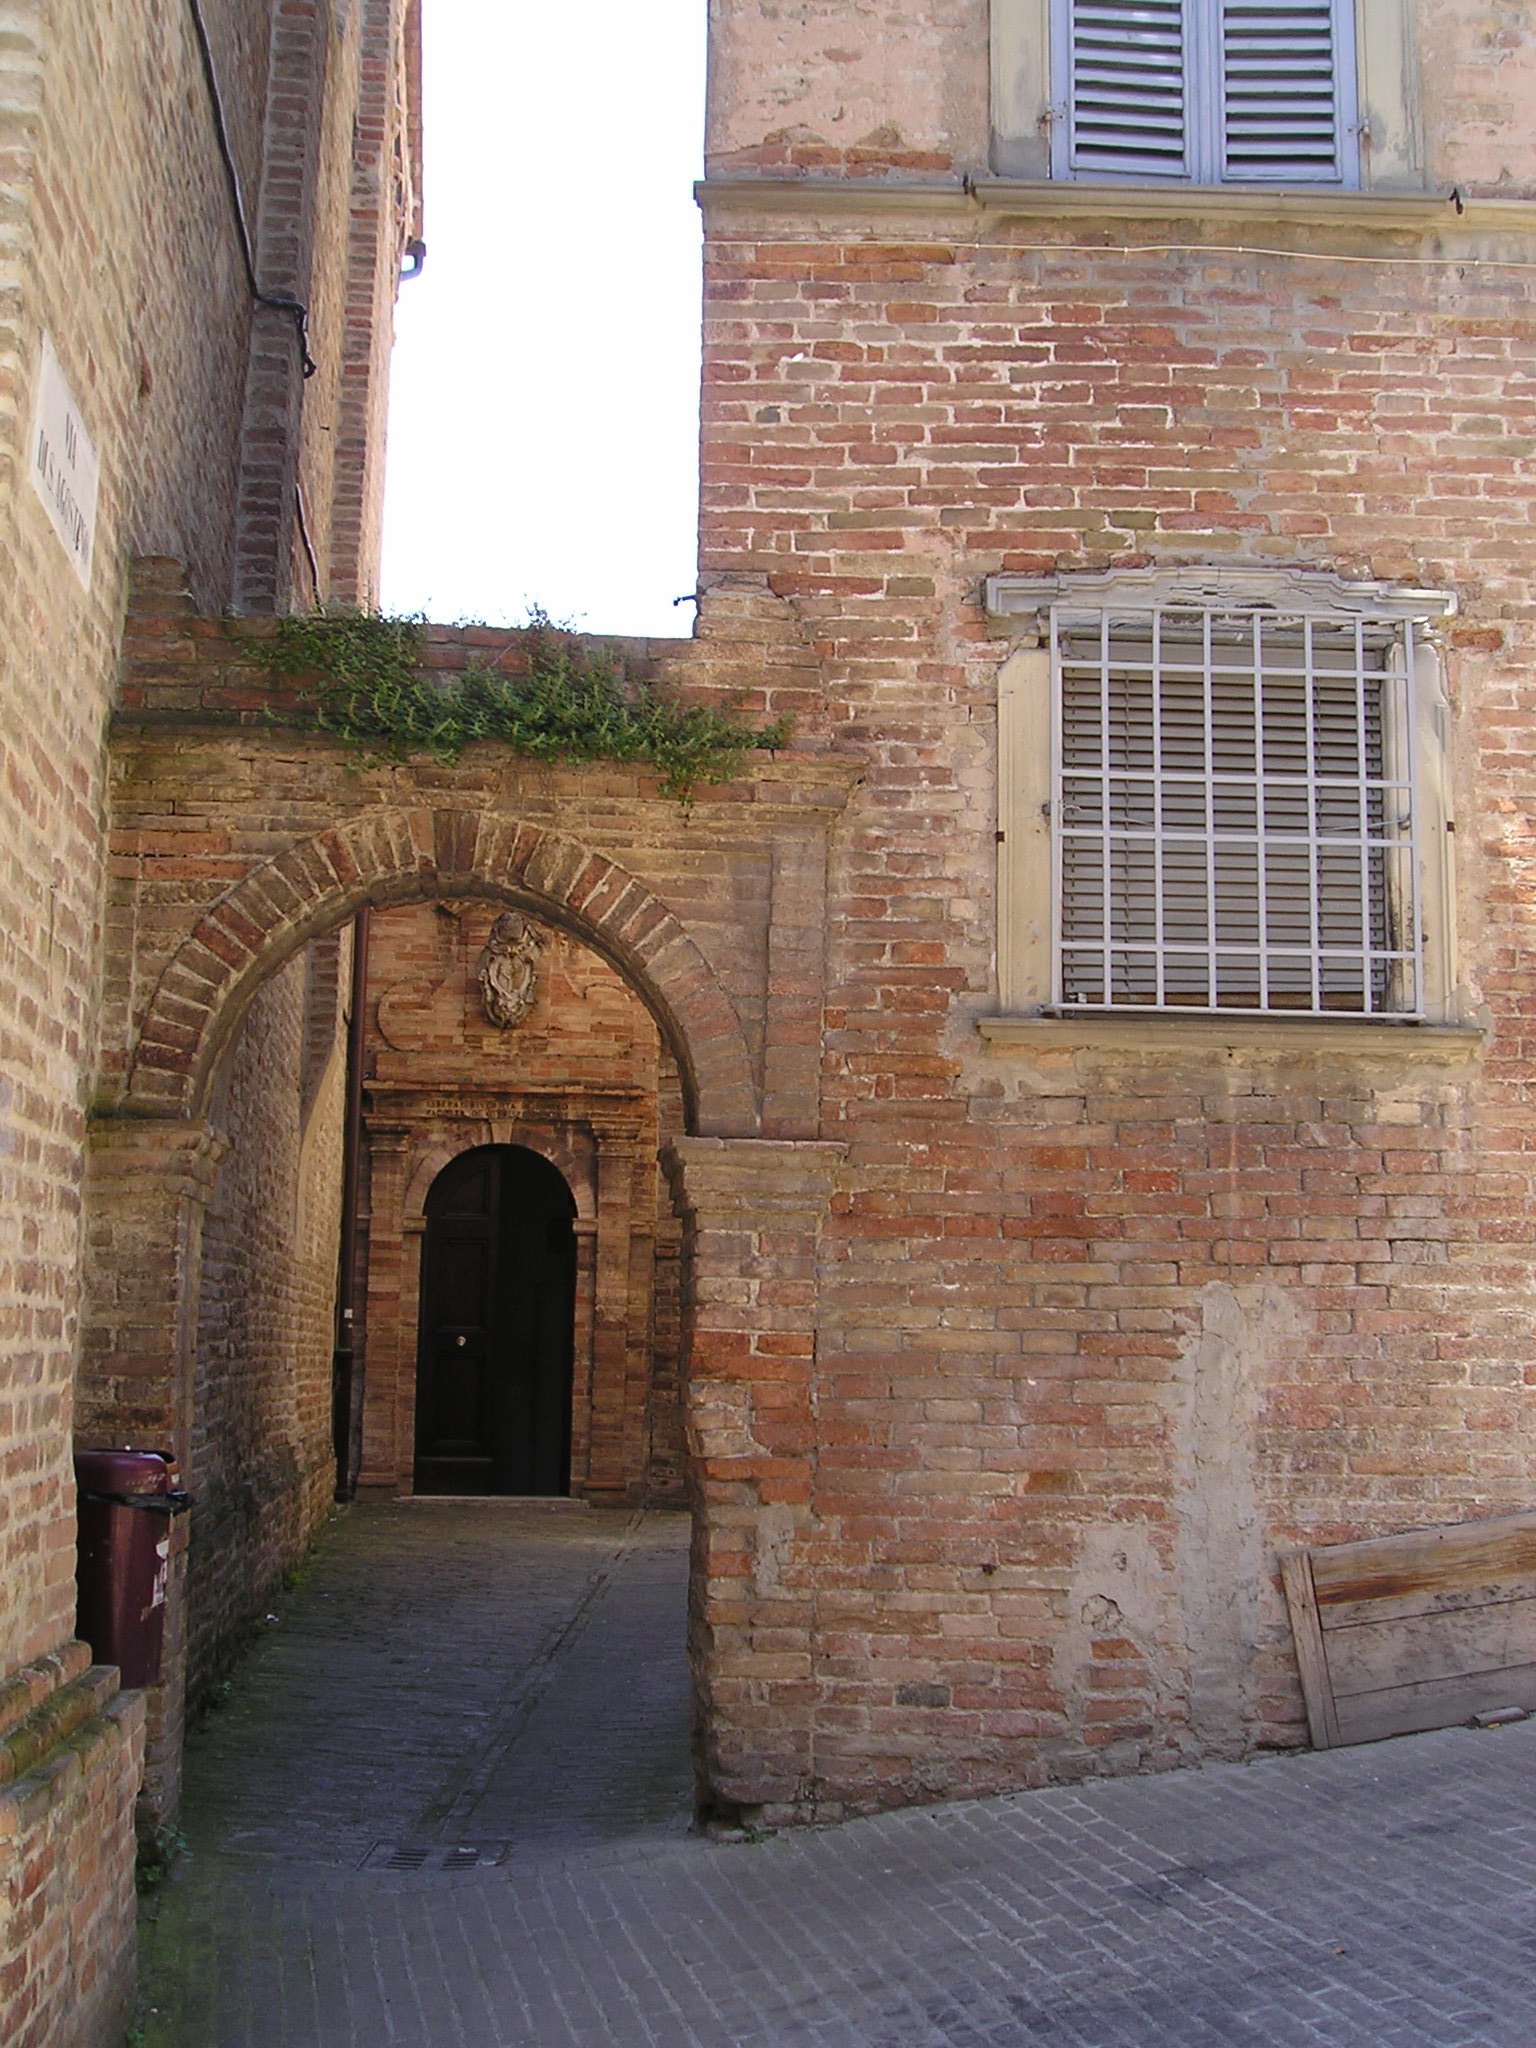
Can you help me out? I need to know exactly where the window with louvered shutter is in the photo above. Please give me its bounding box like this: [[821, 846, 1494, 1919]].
[[1063, 0, 1191, 179], [1051, 0, 1358, 186], [1052, 607, 1421, 1015], [1220, 2, 1351, 181]]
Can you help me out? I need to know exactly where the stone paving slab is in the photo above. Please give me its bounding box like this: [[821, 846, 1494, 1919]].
[[173, 1500, 694, 1871], [139, 1502, 1536, 2046]]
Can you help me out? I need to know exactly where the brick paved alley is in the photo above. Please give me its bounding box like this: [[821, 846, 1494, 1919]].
[[139, 1502, 1536, 2047]]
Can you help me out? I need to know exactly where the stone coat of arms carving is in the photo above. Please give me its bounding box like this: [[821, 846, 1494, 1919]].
[[476, 910, 544, 1030]]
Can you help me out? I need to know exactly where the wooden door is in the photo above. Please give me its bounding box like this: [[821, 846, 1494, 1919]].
[[413, 1146, 576, 1495]]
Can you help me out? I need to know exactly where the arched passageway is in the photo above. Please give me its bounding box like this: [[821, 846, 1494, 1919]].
[[414, 1146, 577, 1496], [85, 655, 855, 1830]]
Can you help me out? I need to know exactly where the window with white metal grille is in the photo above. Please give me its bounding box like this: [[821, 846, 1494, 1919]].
[[1049, 0, 1358, 186], [1051, 607, 1420, 1015]]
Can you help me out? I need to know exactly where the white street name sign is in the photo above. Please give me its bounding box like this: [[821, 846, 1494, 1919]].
[[28, 332, 99, 591]]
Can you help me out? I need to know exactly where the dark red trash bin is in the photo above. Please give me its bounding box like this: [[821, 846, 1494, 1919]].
[[74, 1448, 191, 1688]]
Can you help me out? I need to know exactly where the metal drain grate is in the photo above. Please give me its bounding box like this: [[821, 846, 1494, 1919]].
[[362, 1841, 511, 1873]]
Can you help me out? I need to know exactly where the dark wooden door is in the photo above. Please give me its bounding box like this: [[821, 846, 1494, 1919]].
[[413, 1146, 576, 1495]]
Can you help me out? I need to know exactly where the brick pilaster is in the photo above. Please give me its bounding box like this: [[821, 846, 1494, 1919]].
[[78, 1117, 228, 1826], [587, 1119, 646, 1502], [78, 1119, 229, 1457], [231, 0, 330, 612], [357, 1128, 412, 1491], [662, 1137, 845, 1819], [762, 830, 832, 1140]]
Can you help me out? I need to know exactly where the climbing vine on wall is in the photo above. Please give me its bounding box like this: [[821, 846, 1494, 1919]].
[[266, 609, 791, 803]]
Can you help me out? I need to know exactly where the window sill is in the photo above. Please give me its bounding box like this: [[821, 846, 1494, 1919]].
[[967, 180, 1478, 231], [695, 176, 1536, 238], [976, 1013, 1485, 1060]]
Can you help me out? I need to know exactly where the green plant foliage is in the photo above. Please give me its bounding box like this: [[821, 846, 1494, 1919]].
[[135, 1821, 188, 1895], [267, 609, 791, 802]]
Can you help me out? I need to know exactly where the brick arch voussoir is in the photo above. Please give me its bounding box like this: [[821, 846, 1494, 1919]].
[[124, 807, 758, 1135], [403, 1131, 595, 1229]]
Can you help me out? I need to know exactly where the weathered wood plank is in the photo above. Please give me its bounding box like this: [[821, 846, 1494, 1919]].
[[1280, 1550, 1338, 1749], [1309, 1509, 1536, 1609], [1318, 1572, 1536, 1634], [1333, 1660, 1536, 1747], [1323, 1596, 1536, 1701]]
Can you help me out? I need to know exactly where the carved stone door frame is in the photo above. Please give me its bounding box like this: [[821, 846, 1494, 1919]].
[[355, 1086, 658, 1501]]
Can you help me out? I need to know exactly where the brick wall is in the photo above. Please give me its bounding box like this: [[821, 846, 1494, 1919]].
[[0, 15, 272, 2005], [99, 544, 1536, 1814], [0, 1658, 144, 2048], [0, 0, 416, 2032], [99, 594, 862, 1827], [690, 0, 1536, 1809], [706, 0, 1536, 188], [187, 946, 346, 1702], [0, 0, 264, 1701], [366, 899, 669, 1097], [83, 0, 1536, 1837]]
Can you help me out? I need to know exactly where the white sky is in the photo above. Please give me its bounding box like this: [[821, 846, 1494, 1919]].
[[380, 2, 708, 639]]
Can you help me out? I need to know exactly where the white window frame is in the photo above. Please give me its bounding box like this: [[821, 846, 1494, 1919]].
[[991, 568, 1458, 1024]]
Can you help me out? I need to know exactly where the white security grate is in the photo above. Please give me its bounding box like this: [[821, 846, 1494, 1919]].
[[1052, 607, 1421, 1015]]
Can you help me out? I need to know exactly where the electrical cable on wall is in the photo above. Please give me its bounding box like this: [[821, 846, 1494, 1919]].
[[295, 483, 322, 607], [186, 0, 317, 377]]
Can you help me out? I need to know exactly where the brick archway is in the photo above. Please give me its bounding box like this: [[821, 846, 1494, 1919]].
[[94, 621, 857, 1832], [123, 806, 758, 1137]]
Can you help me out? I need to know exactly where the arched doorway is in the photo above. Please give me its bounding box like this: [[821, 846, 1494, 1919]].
[[413, 1145, 576, 1495]]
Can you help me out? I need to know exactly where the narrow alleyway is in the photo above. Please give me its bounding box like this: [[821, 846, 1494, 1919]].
[[140, 1502, 1536, 2047], [161, 1502, 696, 1875]]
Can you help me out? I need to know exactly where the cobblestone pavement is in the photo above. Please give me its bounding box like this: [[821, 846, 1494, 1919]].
[[140, 1501, 1536, 2046]]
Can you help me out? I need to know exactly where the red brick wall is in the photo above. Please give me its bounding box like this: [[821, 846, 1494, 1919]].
[[366, 900, 668, 1095], [0, 1662, 144, 2048], [187, 945, 346, 1701], [0, 0, 267, 1701], [99, 531, 1534, 1812], [97, 194, 1536, 1815], [693, 192, 1536, 1802], [0, 0, 416, 2031]]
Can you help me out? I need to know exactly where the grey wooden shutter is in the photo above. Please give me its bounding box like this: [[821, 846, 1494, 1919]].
[[1055, 0, 1357, 185], [1219, 1, 1351, 182], [1060, 0, 1192, 179]]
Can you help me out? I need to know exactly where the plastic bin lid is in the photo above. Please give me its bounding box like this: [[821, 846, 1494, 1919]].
[[74, 1447, 173, 1495]]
